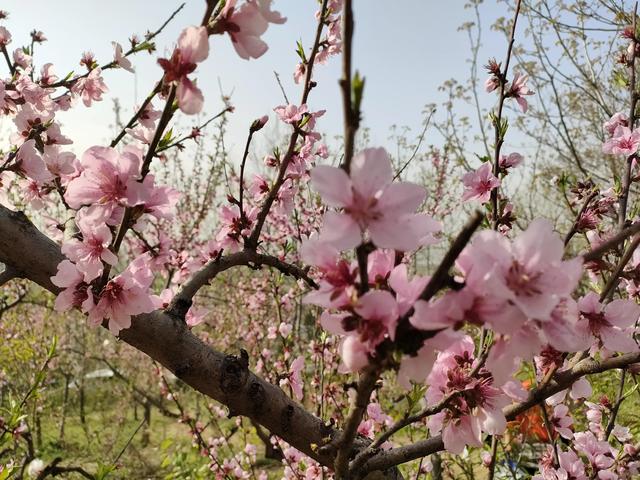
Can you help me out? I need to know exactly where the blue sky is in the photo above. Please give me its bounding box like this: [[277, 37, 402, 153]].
[[1, 0, 513, 159]]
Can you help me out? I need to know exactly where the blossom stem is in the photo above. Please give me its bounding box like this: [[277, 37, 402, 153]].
[[539, 404, 559, 466], [619, 2, 639, 231], [334, 364, 380, 478], [490, 0, 522, 230], [110, 82, 161, 148], [604, 368, 627, 440], [339, 0, 357, 173], [486, 436, 499, 480], [238, 130, 255, 223], [1, 44, 15, 76], [418, 210, 483, 302], [564, 190, 598, 246], [599, 234, 640, 302]]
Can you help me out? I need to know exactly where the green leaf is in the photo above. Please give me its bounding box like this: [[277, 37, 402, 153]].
[[352, 70, 366, 115], [296, 40, 307, 63], [158, 128, 174, 150]]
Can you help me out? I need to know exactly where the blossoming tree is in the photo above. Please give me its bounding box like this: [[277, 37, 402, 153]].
[[2, 0, 640, 479]]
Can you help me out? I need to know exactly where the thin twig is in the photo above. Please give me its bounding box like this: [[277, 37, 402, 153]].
[[618, 2, 638, 230], [490, 0, 522, 230], [604, 368, 627, 439], [339, 0, 357, 173]]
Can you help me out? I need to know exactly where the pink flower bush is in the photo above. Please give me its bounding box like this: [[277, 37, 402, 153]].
[[310, 147, 441, 251], [158, 26, 209, 114]]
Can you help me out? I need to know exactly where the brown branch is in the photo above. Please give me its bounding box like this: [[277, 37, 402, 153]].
[[490, 0, 523, 230], [582, 221, 640, 262], [334, 364, 380, 477], [604, 368, 627, 439], [564, 191, 598, 246], [339, 0, 357, 173], [110, 82, 161, 148], [618, 2, 638, 230], [167, 249, 317, 318], [418, 211, 484, 302]]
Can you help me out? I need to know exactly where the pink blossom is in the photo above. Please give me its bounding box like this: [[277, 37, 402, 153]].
[[50, 260, 94, 313], [499, 152, 523, 170], [112, 42, 134, 73], [602, 125, 640, 156], [12, 104, 54, 146], [186, 305, 209, 327], [388, 264, 428, 316], [550, 404, 573, 439], [457, 218, 582, 322], [485, 75, 499, 93], [39, 63, 58, 85], [0, 26, 11, 46], [461, 162, 500, 203], [397, 329, 463, 389], [215, 204, 258, 252], [133, 174, 180, 220], [72, 68, 108, 107], [216, 0, 286, 60], [301, 236, 357, 308], [274, 103, 308, 124], [248, 174, 269, 199], [16, 139, 53, 184], [13, 48, 31, 69], [310, 147, 441, 251], [158, 26, 209, 114], [603, 111, 629, 137], [280, 356, 304, 400], [88, 254, 159, 334], [507, 72, 534, 113], [411, 288, 507, 332], [576, 292, 640, 353], [339, 335, 369, 372], [125, 125, 154, 144], [426, 336, 509, 453], [354, 290, 399, 349], [293, 63, 306, 84], [573, 431, 616, 471], [42, 146, 75, 178], [137, 102, 162, 128], [61, 216, 118, 282], [65, 145, 142, 210]]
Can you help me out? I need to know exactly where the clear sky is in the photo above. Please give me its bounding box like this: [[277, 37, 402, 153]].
[[1, 0, 513, 159]]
